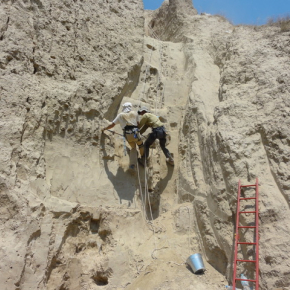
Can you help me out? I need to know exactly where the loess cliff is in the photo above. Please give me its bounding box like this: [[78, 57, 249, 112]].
[[0, 0, 290, 289]]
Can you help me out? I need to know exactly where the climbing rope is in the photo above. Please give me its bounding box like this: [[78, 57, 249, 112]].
[[134, 23, 185, 264], [135, 25, 167, 260], [135, 146, 158, 259], [136, 153, 147, 220]]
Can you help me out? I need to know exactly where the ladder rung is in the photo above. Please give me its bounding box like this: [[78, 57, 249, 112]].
[[240, 197, 256, 200], [240, 185, 256, 187], [235, 278, 257, 283], [239, 211, 256, 214], [238, 242, 257, 245], [236, 259, 256, 263], [238, 226, 256, 228]]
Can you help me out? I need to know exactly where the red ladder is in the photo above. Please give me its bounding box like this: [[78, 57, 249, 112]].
[[232, 178, 259, 290]]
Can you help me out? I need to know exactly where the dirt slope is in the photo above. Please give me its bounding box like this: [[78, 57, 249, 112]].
[[0, 0, 290, 289]]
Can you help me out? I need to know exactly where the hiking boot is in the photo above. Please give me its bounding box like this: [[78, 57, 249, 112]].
[[166, 156, 174, 166], [127, 164, 136, 175]]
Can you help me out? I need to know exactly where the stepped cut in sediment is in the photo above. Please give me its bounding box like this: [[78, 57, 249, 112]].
[[0, 0, 290, 289]]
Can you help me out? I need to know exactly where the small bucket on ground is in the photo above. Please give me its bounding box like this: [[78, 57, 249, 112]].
[[186, 253, 205, 274]]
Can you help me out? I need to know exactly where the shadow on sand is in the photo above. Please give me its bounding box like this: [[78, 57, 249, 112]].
[[101, 133, 136, 207], [137, 158, 174, 219]]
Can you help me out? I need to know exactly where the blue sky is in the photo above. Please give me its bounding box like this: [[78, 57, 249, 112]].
[[143, 0, 290, 25]]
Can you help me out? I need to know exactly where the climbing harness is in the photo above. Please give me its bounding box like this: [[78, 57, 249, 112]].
[[123, 125, 140, 139]]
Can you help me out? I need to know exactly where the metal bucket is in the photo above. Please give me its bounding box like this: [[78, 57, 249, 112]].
[[187, 253, 205, 274]]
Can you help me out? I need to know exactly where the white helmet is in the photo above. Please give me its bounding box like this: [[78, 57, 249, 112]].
[[138, 107, 149, 114]]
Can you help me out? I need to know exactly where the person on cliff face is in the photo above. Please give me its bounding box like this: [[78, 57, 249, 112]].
[[101, 102, 144, 170], [138, 107, 174, 166]]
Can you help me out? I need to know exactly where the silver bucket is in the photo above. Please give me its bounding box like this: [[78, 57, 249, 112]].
[[187, 253, 205, 274]]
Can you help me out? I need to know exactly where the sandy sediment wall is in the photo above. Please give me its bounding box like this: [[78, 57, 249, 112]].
[[0, 0, 289, 289]]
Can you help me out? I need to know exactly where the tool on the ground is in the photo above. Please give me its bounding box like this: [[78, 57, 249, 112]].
[[232, 178, 259, 290]]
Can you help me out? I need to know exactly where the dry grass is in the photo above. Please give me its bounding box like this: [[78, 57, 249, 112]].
[[267, 15, 290, 32], [213, 13, 233, 24]]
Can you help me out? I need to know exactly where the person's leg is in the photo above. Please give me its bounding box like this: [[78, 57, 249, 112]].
[[134, 132, 144, 157], [137, 139, 144, 157], [159, 137, 170, 158], [144, 132, 157, 158], [157, 128, 174, 165], [126, 133, 137, 169], [126, 133, 137, 150], [156, 129, 170, 157]]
